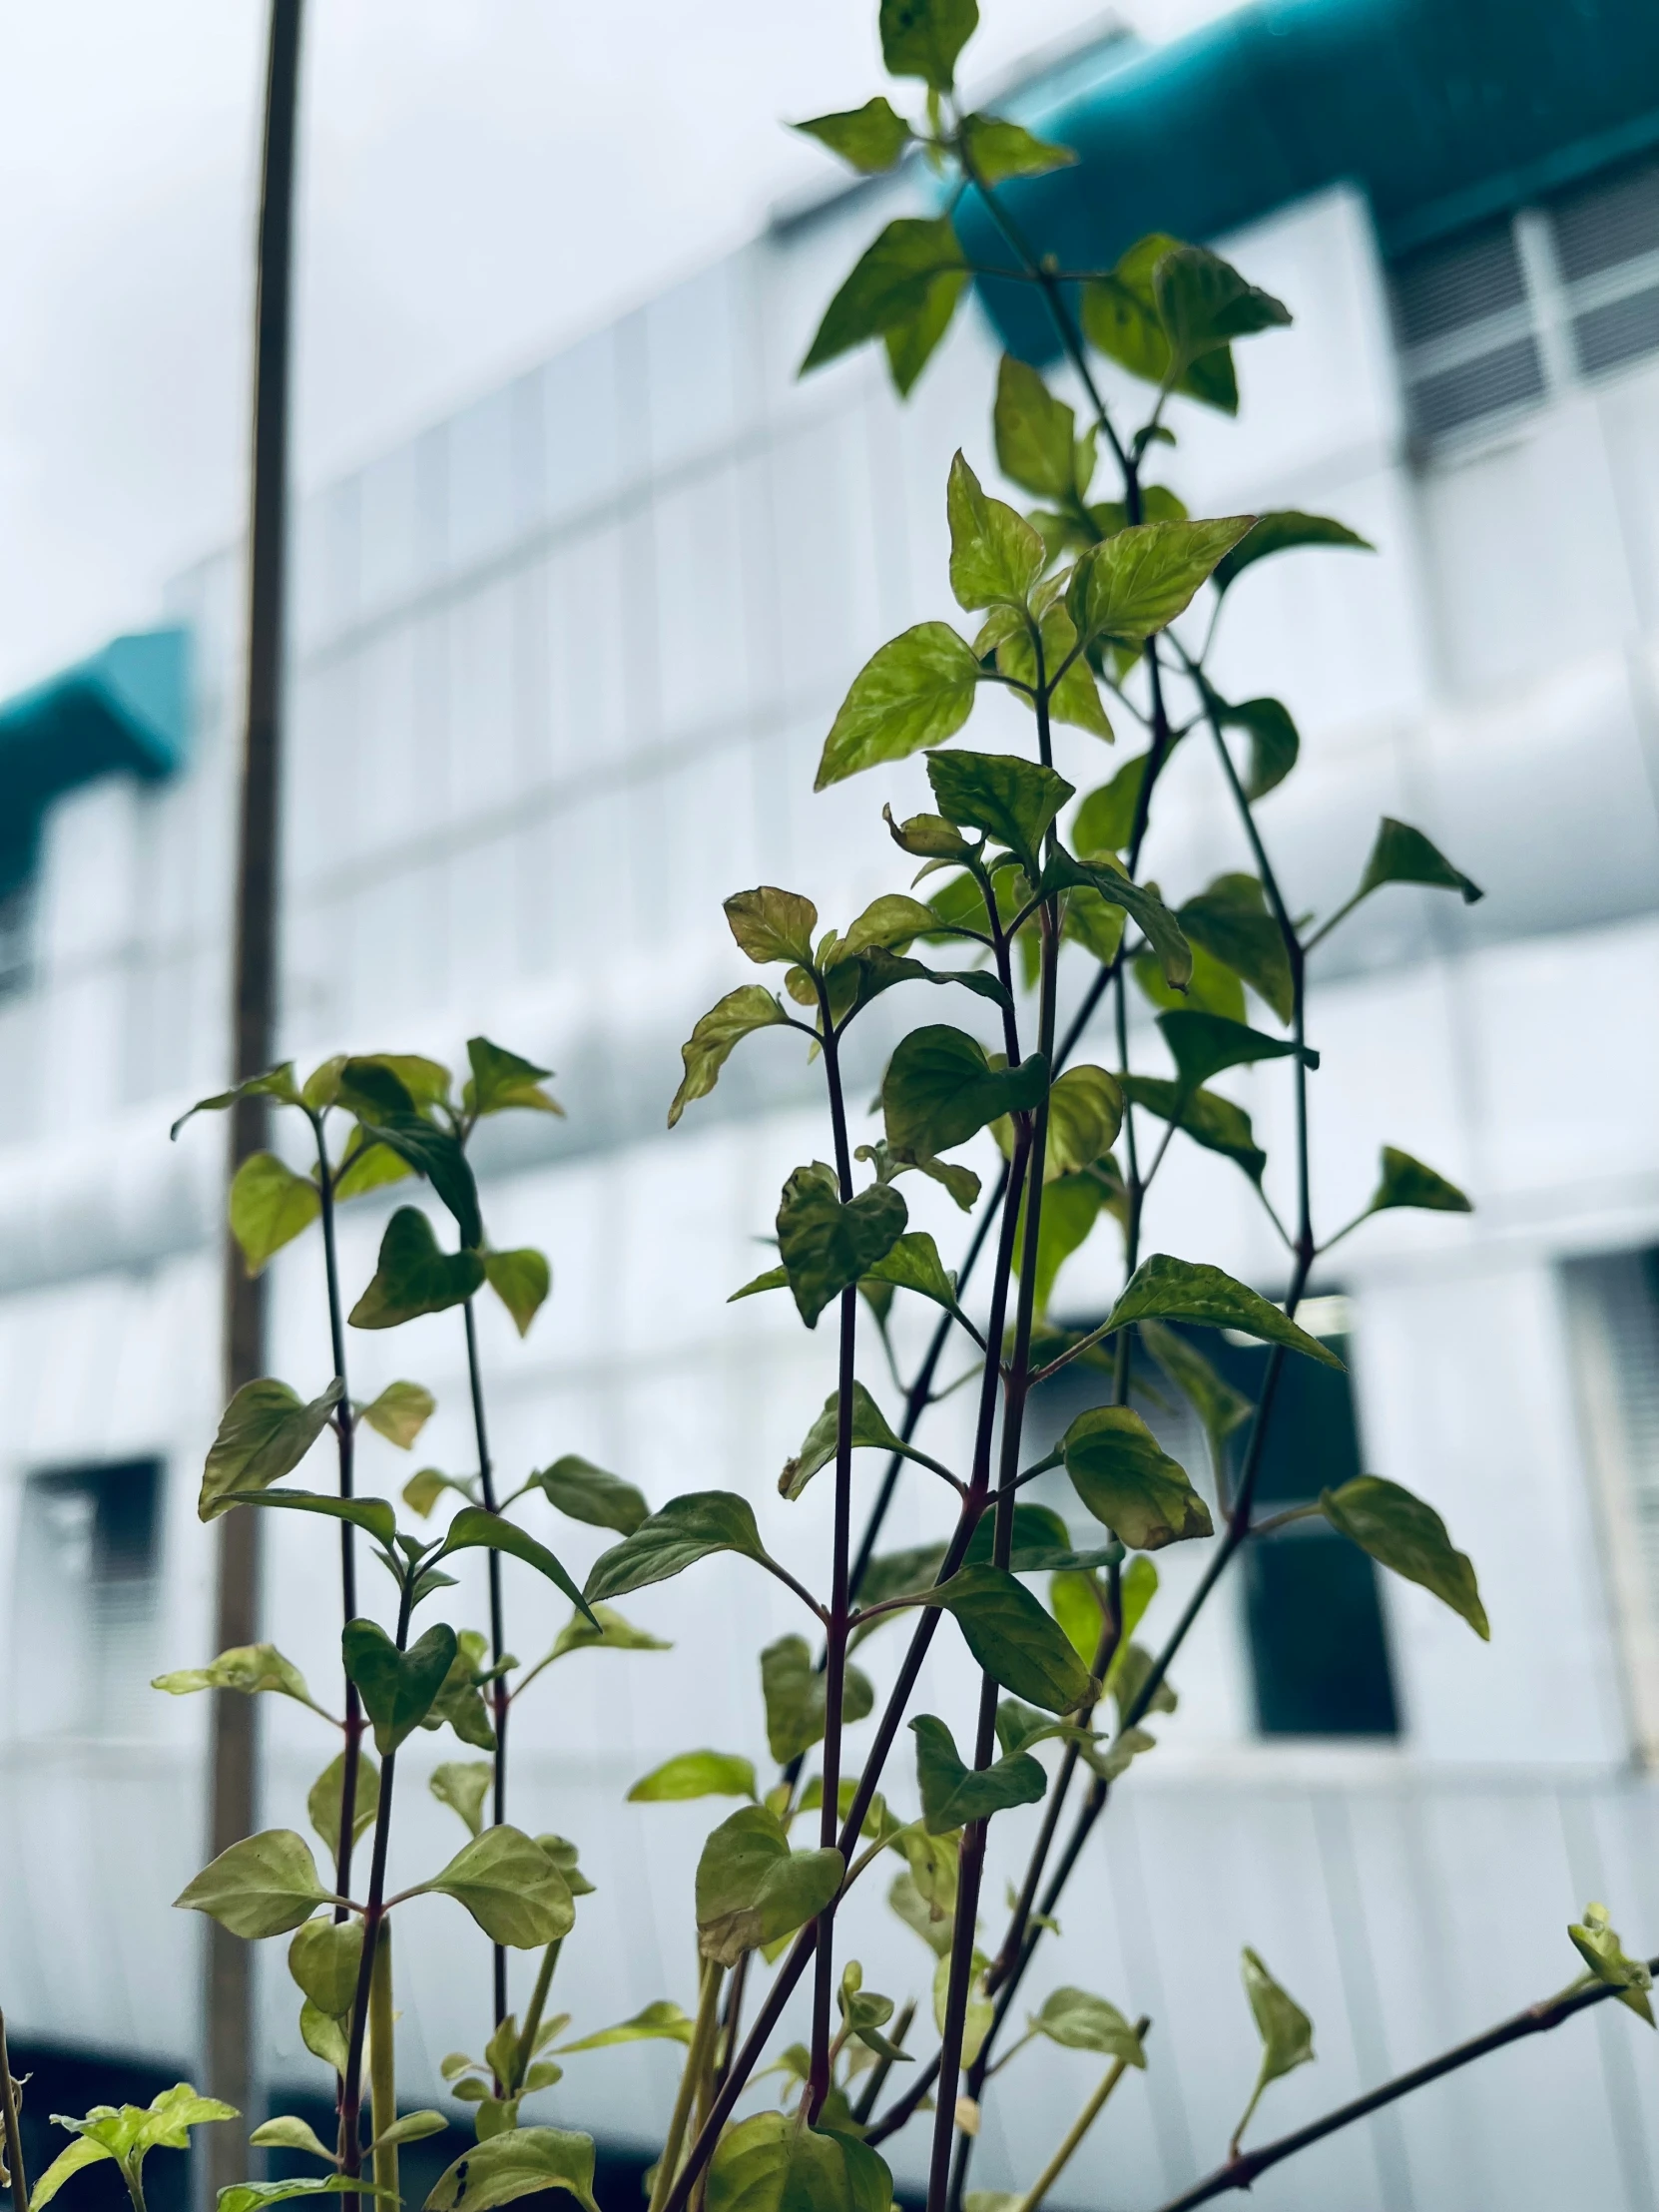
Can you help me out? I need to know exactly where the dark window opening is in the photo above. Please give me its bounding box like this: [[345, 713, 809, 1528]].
[[12, 1458, 163, 1735]]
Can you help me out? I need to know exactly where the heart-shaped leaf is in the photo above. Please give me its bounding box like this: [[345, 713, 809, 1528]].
[[484, 1249, 551, 1338], [777, 1164, 907, 1328], [695, 1806, 844, 1967], [882, 1027, 1048, 1159], [357, 1381, 436, 1450], [348, 1208, 486, 1330], [910, 1714, 1045, 1834], [342, 1620, 458, 1756], [707, 2113, 893, 2212]]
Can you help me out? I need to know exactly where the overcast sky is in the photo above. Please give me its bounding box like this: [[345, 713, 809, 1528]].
[[0, 0, 1233, 697]]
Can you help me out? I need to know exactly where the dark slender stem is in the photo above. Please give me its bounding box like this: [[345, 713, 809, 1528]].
[[313, 1125, 366, 1932], [1152, 1964, 1657, 2212], [0, 2010, 28, 2212], [339, 1577, 413, 2207], [462, 1295, 509, 2033], [810, 1011, 858, 2118]]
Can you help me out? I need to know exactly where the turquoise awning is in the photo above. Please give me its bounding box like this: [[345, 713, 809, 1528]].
[[0, 628, 191, 895], [961, 0, 1659, 363]]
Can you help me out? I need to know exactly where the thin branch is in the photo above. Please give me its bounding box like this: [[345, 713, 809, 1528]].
[[1152, 1965, 1655, 2212]]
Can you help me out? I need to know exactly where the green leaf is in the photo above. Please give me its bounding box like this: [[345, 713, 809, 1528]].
[[836, 893, 940, 963], [403, 1467, 473, 1518], [1213, 511, 1373, 595], [669, 985, 790, 1128], [425, 1828, 576, 1947], [358, 1381, 436, 1450], [425, 2126, 600, 2212], [306, 1748, 379, 1861], [343, 1620, 457, 1756], [527, 1454, 648, 1536], [761, 1635, 875, 1764], [348, 1208, 486, 1331], [1367, 1146, 1472, 1216], [557, 2001, 698, 2055], [249, 2112, 338, 2161], [884, 266, 968, 396], [431, 1761, 495, 1838], [781, 1381, 940, 1503], [286, 1918, 363, 2018], [730, 1264, 790, 1304], [438, 1507, 595, 1621], [332, 1127, 416, 1204], [174, 1830, 331, 1939], [994, 602, 1113, 740], [958, 1501, 1112, 1576], [585, 1491, 777, 1602], [1061, 1406, 1213, 1549], [778, 1163, 907, 1329], [1043, 1065, 1123, 1179], [927, 1565, 1095, 1711], [1103, 1254, 1344, 1369], [861, 1232, 972, 1340], [170, 1063, 300, 1140], [548, 1600, 671, 1663], [883, 1026, 1047, 1158], [1135, 939, 1244, 1023], [229, 1152, 321, 1277], [1321, 1476, 1488, 1639], [1355, 819, 1483, 907], [377, 2113, 449, 2150], [1032, 1987, 1146, 2063], [222, 1487, 397, 1548], [1038, 849, 1191, 992], [1178, 875, 1294, 1025], [932, 1949, 994, 2067], [1218, 697, 1300, 801], [816, 621, 980, 789], [1152, 246, 1290, 373], [1049, 1572, 1106, 1667], [1017, 1171, 1105, 1318], [1069, 517, 1256, 647], [794, 98, 912, 175], [1158, 1009, 1313, 1093], [1120, 1073, 1266, 1182], [1236, 1947, 1315, 2145], [992, 355, 1078, 502], [696, 1806, 845, 1967], [628, 1750, 758, 1804], [945, 452, 1045, 613], [926, 750, 1072, 876], [1073, 755, 1148, 856], [300, 2002, 351, 2077], [1568, 1903, 1655, 2025], [725, 888, 821, 969], [337, 1056, 451, 1117], [802, 217, 966, 376], [464, 1036, 562, 1119], [345, 1105, 481, 1254], [221, 2180, 398, 2212], [879, 0, 977, 90], [199, 1378, 343, 1522], [959, 113, 1073, 183], [152, 1642, 320, 1712], [484, 1250, 550, 1338], [708, 2112, 892, 2212], [422, 1627, 496, 1751], [1138, 1319, 1253, 1473], [1080, 235, 1240, 412], [910, 1714, 1044, 1834]]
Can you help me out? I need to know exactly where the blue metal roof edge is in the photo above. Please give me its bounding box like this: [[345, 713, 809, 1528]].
[[0, 627, 192, 892]]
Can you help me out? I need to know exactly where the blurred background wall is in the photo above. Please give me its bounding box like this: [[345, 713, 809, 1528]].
[[3, 3, 1659, 2207]]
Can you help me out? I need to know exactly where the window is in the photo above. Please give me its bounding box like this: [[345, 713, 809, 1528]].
[[0, 875, 33, 999], [1563, 1248, 1659, 1759], [11, 1459, 162, 1735], [1024, 1299, 1397, 1739], [1389, 155, 1659, 449]]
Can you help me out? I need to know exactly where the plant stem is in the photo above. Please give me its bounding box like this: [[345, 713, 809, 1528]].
[[810, 1011, 859, 2117], [1152, 1964, 1659, 2212], [649, 1958, 723, 2212], [514, 1938, 562, 2090], [462, 1295, 509, 2033], [313, 1124, 366, 1927], [339, 1578, 412, 2206], [368, 1921, 397, 2212], [1012, 2018, 1150, 2212], [0, 2011, 28, 2212]]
